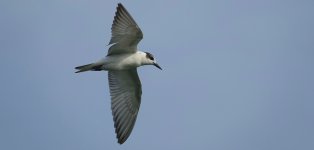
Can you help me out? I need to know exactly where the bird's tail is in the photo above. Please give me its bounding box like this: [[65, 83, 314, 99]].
[[75, 63, 102, 73]]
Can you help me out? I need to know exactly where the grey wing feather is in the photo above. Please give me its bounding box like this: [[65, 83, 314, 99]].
[[108, 3, 143, 55], [108, 69, 142, 144]]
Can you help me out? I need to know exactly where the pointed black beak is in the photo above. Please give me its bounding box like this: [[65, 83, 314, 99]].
[[154, 63, 162, 70]]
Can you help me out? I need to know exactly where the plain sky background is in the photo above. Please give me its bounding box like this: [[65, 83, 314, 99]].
[[1, 0, 314, 150]]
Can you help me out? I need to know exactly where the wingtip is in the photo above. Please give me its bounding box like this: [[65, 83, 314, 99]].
[[117, 140, 124, 145], [117, 137, 127, 145], [117, 3, 128, 12], [117, 3, 123, 9]]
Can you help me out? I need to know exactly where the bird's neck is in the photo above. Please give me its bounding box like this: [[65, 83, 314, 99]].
[[136, 51, 150, 66]]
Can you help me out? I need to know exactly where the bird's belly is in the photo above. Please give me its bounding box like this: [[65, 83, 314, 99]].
[[104, 63, 136, 70], [102, 56, 140, 70]]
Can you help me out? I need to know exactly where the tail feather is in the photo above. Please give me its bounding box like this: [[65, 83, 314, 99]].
[[75, 63, 98, 73]]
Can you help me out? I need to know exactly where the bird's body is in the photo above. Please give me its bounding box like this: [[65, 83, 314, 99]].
[[75, 3, 161, 144], [76, 51, 151, 72]]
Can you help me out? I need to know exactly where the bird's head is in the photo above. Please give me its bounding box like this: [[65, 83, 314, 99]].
[[143, 52, 162, 70]]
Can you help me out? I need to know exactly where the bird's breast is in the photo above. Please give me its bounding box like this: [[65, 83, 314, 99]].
[[102, 54, 141, 70]]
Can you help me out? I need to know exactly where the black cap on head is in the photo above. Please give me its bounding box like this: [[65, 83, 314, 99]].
[[145, 52, 155, 61]]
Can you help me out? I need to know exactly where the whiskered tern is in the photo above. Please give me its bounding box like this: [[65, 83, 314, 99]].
[[75, 3, 162, 144]]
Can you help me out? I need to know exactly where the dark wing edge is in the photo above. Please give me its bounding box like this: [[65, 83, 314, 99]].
[[107, 3, 143, 55], [108, 70, 142, 144], [109, 3, 143, 45]]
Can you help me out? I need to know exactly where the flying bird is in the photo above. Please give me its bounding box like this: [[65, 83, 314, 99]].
[[75, 3, 162, 144]]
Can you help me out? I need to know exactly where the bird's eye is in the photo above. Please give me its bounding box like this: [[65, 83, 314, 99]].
[[145, 52, 154, 61]]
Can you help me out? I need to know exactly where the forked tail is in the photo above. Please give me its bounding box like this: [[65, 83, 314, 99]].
[[75, 63, 102, 73]]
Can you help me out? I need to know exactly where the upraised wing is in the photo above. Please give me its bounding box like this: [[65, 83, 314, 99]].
[[107, 3, 143, 55]]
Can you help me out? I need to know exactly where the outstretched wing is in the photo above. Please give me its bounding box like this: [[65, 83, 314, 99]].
[[108, 3, 143, 55], [108, 69, 142, 144]]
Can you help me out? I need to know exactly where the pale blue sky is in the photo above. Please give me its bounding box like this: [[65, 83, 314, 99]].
[[1, 0, 314, 150]]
